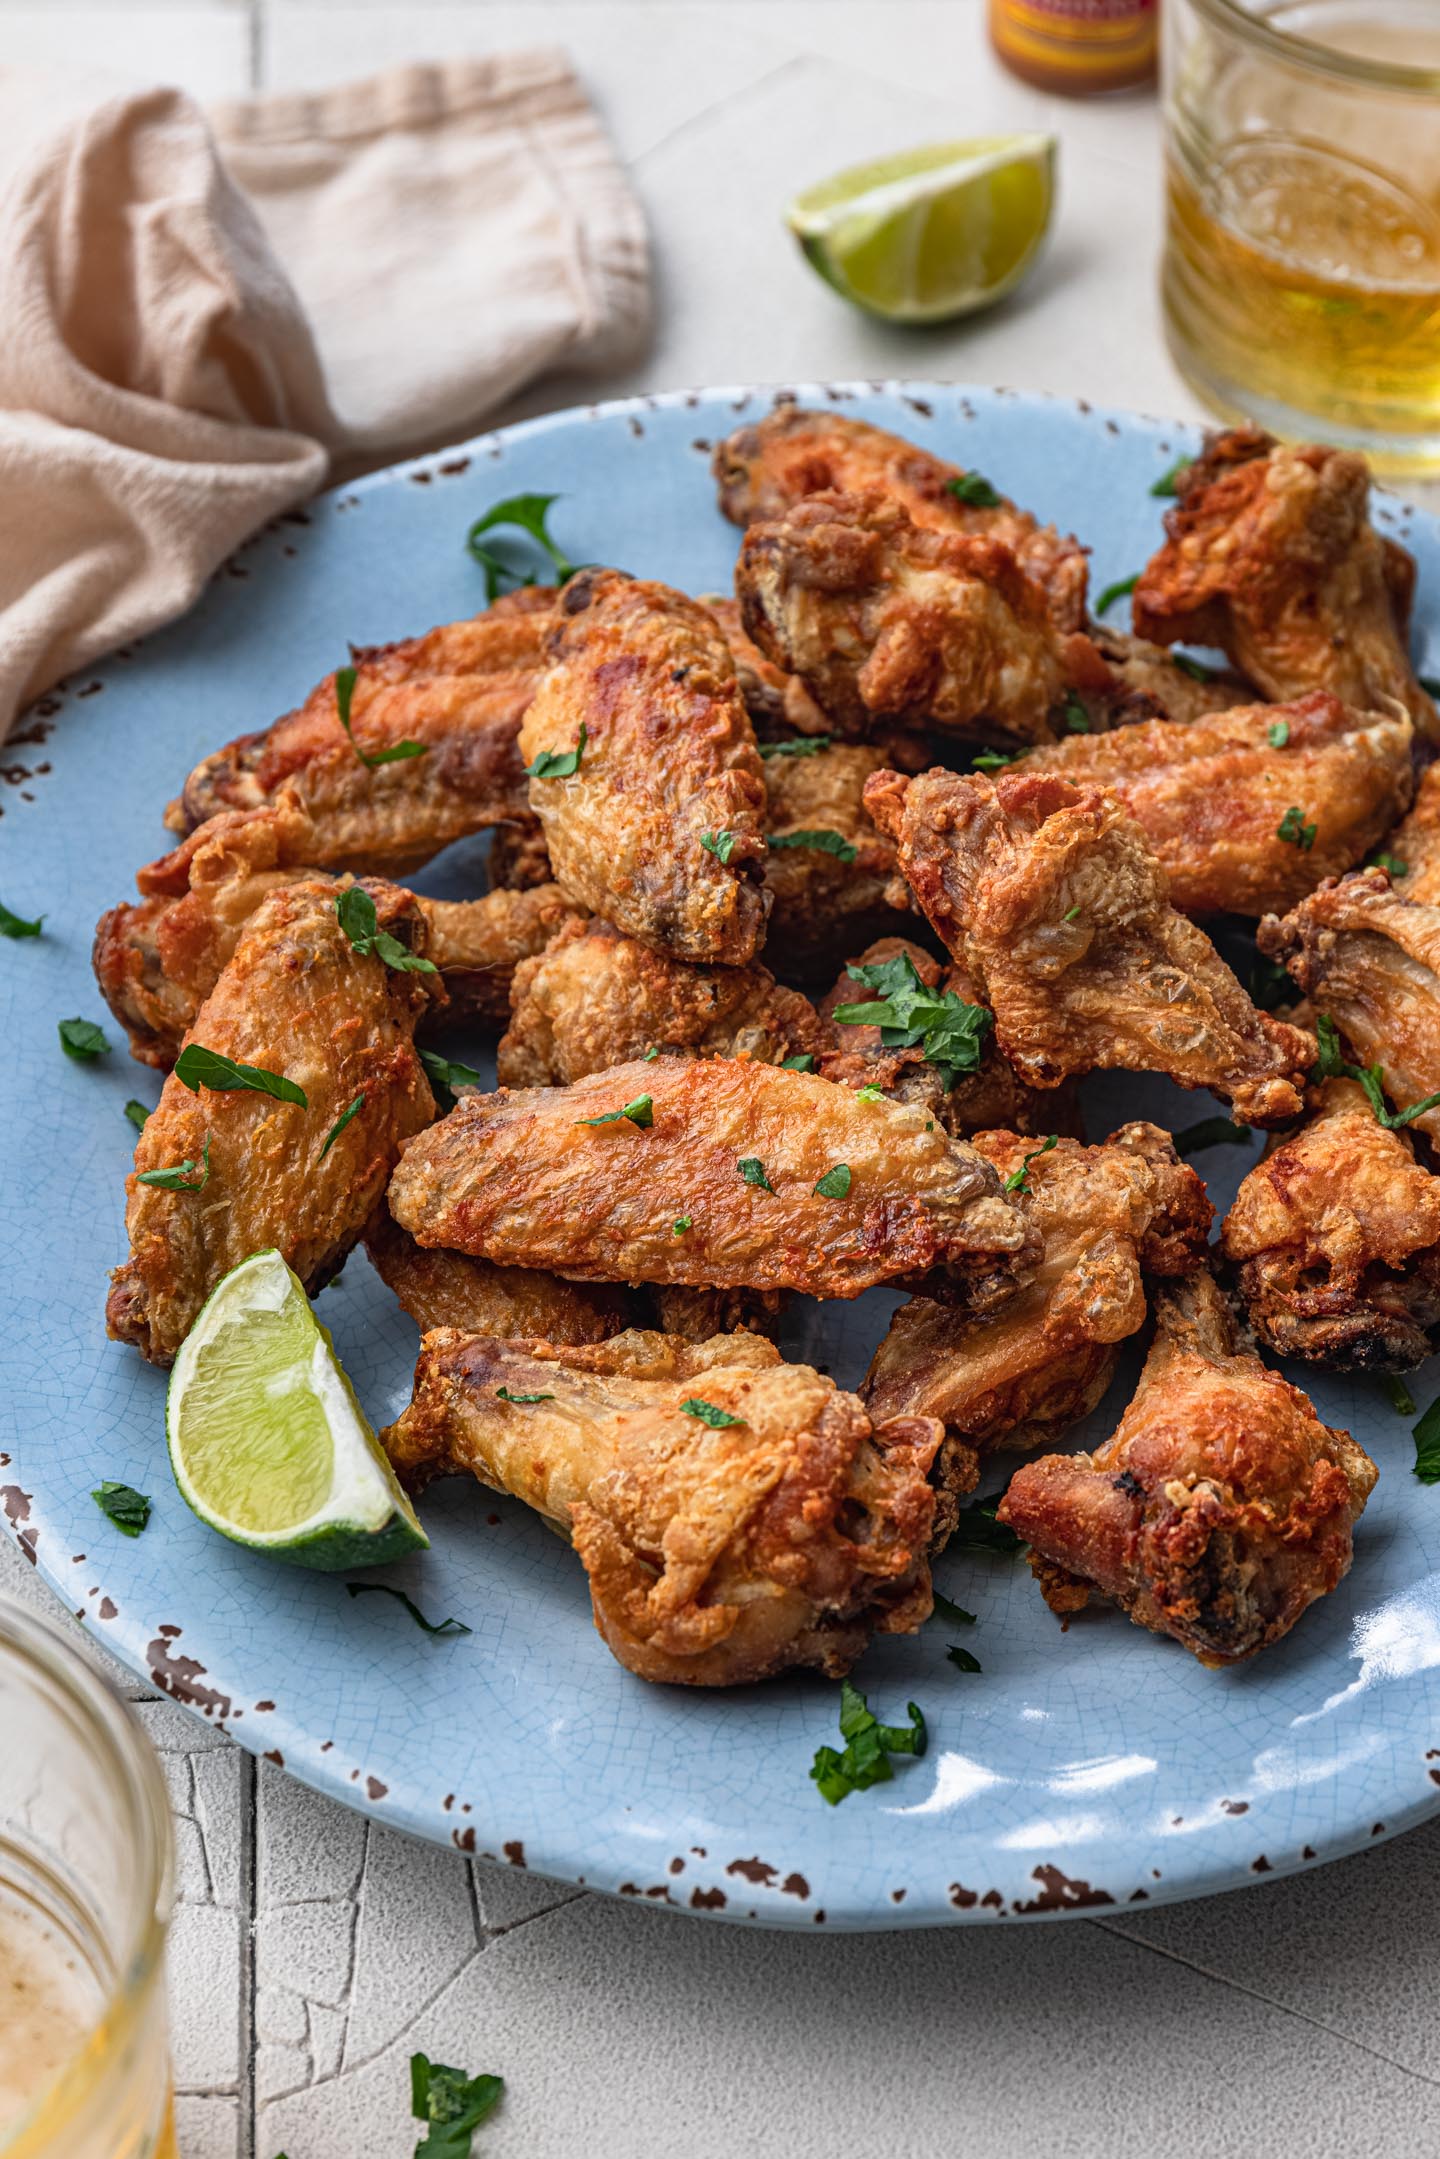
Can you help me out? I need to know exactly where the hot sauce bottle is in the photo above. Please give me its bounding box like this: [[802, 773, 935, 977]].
[[989, 0, 1157, 93]]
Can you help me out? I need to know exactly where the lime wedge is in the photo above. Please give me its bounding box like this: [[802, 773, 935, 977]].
[[787, 134, 1056, 325], [166, 1250, 426, 1571]]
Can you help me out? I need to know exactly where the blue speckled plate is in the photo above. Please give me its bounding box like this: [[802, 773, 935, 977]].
[[5, 383, 1440, 1929]]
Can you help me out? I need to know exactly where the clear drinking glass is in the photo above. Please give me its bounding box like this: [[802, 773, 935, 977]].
[[1161, 0, 1440, 475], [0, 1600, 175, 2158]]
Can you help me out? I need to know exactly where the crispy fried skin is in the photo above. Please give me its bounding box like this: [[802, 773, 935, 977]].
[[164, 596, 548, 866], [702, 594, 832, 737], [998, 1271, 1377, 1665], [1259, 868, 1440, 1144], [864, 1125, 1212, 1521], [379, 1327, 942, 1685], [106, 880, 439, 1366], [737, 490, 1097, 744], [1132, 427, 1438, 740], [518, 571, 769, 964], [643, 1284, 788, 1341], [386, 1058, 1035, 1302], [1382, 763, 1440, 905], [1086, 625, 1254, 724], [761, 737, 916, 976], [1222, 1078, 1440, 1370], [713, 405, 1088, 632], [364, 1210, 632, 1346], [486, 814, 554, 890], [867, 767, 1312, 1125], [422, 885, 584, 1030], [497, 917, 827, 1087], [1012, 692, 1413, 917]]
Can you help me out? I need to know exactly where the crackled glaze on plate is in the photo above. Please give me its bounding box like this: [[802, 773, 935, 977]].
[[4, 384, 1440, 1928]]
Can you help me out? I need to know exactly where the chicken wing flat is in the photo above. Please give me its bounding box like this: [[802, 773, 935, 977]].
[[386, 1057, 1034, 1303], [517, 571, 769, 965], [1132, 426, 1438, 739], [866, 767, 1312, 1125], [864, 1124, 1210, 1495], [107, 879, 440, 1366], [379, 1327, 941, 1685], [760, 735, 916, 975], [1259, 868, 1440, 1144], [701, 594, 832, 738], [364, 1210, 633, 1346], [1012, 692, 1413, 918], [1222, 1077, 1440, 1370], [713, 404, 1088, 632], [737, 490, 1101, 745], [496, 917, 826, 1088], [998, 1270, 1377, 1665], [1381, 762, 1440, 905]]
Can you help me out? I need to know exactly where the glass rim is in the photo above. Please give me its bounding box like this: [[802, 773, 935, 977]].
[[1190, 0, 1440, 92], [0, 1599, 173, 2145]]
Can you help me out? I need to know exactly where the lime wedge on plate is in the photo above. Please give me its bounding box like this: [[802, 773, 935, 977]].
[[167, 1250, 426, 1571], [787, 134, 1056, 325]]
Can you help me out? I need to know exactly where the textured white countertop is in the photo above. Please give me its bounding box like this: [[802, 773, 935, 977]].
[[5, 3, 1439, 2154]]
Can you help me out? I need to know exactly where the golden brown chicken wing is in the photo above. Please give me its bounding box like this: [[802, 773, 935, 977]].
[[1132, 427, 1438, 740], [759, 735, 917, 977], [385, 1057, 1034, 1303], [420, 885, 583, 1029], [701, 594, 832, 737], [643, 1285, 787, 1342], [496, 917, 826, 1088], [1222, 1077, 1440, 1370], [1011, 692, 1413, 917], [866, 767, 1313, 1125], [364, 1209, 633, 1346], [107, 879, 440, 1366], [486, 814, 555, 891], [1086, 624, 1254, 725], [1379, 762, 1440, 904], [517, 571, 769, 965], [997, 1270, 1377, 1665], [713, 404, 1088, 632], [379, 1327, 941, 1685]]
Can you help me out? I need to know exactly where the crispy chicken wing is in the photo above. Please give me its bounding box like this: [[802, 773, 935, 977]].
[[1132, 426, 1438, 739], [1086, 625, 1253, 724], [1381, 762, 1440, 905], [517, 571, 769, 965], [760, 735, 917, 975], [1259, 868, 1440, 1143], [379, 1327, 941, 1685], [496, 917, 826, 1088], [420, 885, 583, 1029], [998, 1271, 1377, 1664], [866, 767, 1312, 1124], [1012, 692, 1413, 917], [713, 405, 1088, 632], [386, 1057, 1035, 1303], [701, 594, 832, 737], [1222, 1078, 1440, 1370], [107, 879, 440, 1366], [364, 1209, 632, 1346], [643, 1285, 787, 1341], [486, 813, 555, 891]]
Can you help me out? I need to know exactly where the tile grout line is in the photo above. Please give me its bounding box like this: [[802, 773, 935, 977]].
[[238, 1748, 258, 2159]]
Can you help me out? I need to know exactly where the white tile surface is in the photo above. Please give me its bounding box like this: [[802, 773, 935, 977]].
[[0, 6, 253, 101]]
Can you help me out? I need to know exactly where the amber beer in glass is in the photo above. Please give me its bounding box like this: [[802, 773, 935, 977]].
[[1162, 0, 1440, 475], [0, 1601, 175, 2157]]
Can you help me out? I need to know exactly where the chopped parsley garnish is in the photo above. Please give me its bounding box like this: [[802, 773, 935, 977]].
[[1151, 455, 1192, 497], [495, 1387, 554, 1405], [701, 829, 736, 864], [174, 1043, 307, 1108], [813, 1163, 851, 1199], [1413, 1396, 1440, 1485], [1371, 852, 1408, 878], [336, 886, 438, 974], [58, 1016, 109, 1062], [419, 1048, 482, 1112], [0, 900, 43, 939], [137, 1136, 211, 1191], [345, 1583, 471, 1638], [757, 734, 831, 759], [810, 1679, 926, 1806], [671, 1215, 692, 1236], [855, 1084, 885, 1103], [767, 828, 858, 862], [952, 1490, 1024, 1556], [92, 1481, 151, 1537], [681, 1397, 745, 1428], [1095, 572, 1139, 616], [1003, 1134, 1057, 1193], [1173, 1116, 1251, 1158], [1063, 693, 1090, 733], [334, 664, 426, 767], [737, 1156, 774, 1191], [1277, 804, 1317, 851], [833, 948, 992, 1089], [577, 1093, 653, 1129], [643, 1045, 661, 1061], [124, 1099, 150, 1131], [319, 1094, 364, 1160], [931, 1592, 976, 1627], [1172, 652, 1213, 683], [1267, 718, 1290, 748], [946, 1645, 982, 1674], [1383, 1375, 1417, 1417], [780, 1053, 815, 1072], [524, 722, 587, 780], [410, 2050, 504, 2156], [465, 489, 579, 603], [1314, 1012, 1440, 1130], [1063, 904, 1081, 922], [948, 471, 1002, 508], [970, 748, 1016, 771]]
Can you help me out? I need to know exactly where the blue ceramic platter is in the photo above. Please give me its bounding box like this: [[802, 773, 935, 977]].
[[5, 382, 1440, 1930]]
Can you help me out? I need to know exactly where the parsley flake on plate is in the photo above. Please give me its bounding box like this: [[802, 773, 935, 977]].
[[124, 1099, 151, 1132], [931, 1591, 976, 1627], [946, 1644, 982, 1674], [1172, 1116, 1252, 1158], [1150, 455, 1192, 497], [970, 748, 1016, 771], [1370, 852, 1408, 878], [1063, 692, 1090, 733], [1414, 1397, 1440, 1485], [465, 489, 579, 604], [809, 1679, 926, 1806], [411, 2050, 504, 2157], [0, 899, 43, 939], [780, 1053, 815, 1072], [1171, 652, 1213, 683], [1383, 1375, 1417, 1418], [345, 1583, 471, 1638], [419, 1048, 482, 1112], [952, 1490, 1024, 1556], [336, 887, 438, 974], [58, 1016, 109, 1062], [92, 1481, 151, 1537], [1094, 572, 1139, 616]]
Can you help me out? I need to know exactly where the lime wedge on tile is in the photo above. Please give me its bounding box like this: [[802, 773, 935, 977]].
[[166, 1250, 426, 1571], [787, 134, 1056, 324]]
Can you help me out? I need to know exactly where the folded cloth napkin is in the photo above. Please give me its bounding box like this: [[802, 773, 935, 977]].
[[0, 53, 650, 740]]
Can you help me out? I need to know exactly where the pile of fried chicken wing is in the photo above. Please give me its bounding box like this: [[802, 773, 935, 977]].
[[97, 405, 1440, 1690]]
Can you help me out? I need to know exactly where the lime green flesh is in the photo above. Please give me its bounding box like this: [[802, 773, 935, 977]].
[[167, 1250, 426, 1573], [787, 134, 1055, 326]]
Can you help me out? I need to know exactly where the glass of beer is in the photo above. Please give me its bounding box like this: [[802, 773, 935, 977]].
[[1161, 0, 1440, 475], [0, 1600, 175, 2158]]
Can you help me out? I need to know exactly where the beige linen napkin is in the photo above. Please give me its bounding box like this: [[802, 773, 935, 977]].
[[0, 53, 650, 740]]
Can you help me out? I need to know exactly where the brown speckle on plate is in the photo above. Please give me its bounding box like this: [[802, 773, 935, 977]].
[[503, 1839, 526, 1867], [1251, 1855, 1272, 1873], [98, 1597, 117, 1621], [726, 1856, 777, 1886], [265, 1749, 283, 1767], [366, 1777, 388, 1802], [1012, 1865, 1115, 1915], [146, 1632, 231, 1718], [690, 1886, 725, 1911], [1221, 1800, 1249, 1815], [452, 1826, 476, 1853]]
